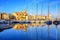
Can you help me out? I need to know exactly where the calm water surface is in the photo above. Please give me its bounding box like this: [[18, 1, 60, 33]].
[[0, 25, 60, 40]]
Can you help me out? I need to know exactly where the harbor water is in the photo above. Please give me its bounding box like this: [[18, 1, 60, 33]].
[[0, 24, 60, 40]]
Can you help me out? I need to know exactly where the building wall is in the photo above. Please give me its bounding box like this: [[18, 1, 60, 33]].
[[0, 14, 1, 20], [13, 10, 52, 21], [2, 13, 9, 20], [13, 10, 27, 21]]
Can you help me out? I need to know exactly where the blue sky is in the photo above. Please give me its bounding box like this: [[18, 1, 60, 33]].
[[0, 0, 60, 17]]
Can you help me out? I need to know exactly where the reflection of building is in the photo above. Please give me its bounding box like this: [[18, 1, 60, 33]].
[[13, 24, 28, 32], [13, 23, 45, 31]]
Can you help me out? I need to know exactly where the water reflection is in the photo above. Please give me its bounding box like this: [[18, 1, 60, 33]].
[[0, 21, 45, 32], [0, 22, 60, 40], [13, 22, 45, 32], [0, 24, 12, 32], [13, 24, 27, 32], [0, 23, 60, 40]]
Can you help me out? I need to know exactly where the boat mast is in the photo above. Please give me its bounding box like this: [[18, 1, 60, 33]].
[[41, 0, 44, 40]]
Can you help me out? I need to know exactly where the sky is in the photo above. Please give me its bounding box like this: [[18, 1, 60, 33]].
[[0, 0, 60, 17]]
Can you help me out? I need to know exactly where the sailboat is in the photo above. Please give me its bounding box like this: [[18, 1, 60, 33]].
[[45, 1, 52, 40], [53, 1, 59, 40]]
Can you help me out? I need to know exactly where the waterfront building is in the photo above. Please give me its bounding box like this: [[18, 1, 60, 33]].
[[13, 9, 27, 21]]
